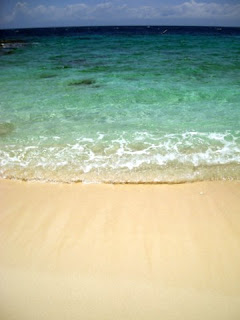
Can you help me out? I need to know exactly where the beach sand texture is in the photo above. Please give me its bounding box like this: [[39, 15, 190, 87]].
[[0, 179, 240, 320]]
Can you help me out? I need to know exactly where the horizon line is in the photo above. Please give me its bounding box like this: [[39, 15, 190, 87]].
[[1, 24, 240, 31]]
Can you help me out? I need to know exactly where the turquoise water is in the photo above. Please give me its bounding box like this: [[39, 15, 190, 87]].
[[0, 27, 240, 183]]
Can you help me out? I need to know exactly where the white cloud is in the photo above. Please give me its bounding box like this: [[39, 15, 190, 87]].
[[1, 1, 240, 27], [167, 0, 240, 18]]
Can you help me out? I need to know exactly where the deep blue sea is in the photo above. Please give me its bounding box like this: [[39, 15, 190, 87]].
[[0, 26, 240, 183]]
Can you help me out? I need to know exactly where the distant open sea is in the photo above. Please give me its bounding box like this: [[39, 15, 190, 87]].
[[0, 26, 239, 183]]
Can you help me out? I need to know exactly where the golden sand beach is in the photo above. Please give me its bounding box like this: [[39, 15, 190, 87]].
[[0, 179, 240, 319]]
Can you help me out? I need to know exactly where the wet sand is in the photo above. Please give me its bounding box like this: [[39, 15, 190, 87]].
[[0, 179, 240, 320]]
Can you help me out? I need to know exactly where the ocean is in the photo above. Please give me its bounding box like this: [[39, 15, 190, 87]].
[[0, 26, 239, 183]]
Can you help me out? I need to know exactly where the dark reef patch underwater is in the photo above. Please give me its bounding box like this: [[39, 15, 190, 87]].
[[0, 123, 15, 137], [69, 79, 96, 86]]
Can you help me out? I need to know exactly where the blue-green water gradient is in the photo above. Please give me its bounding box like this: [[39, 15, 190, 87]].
[[0, 27, 239, 182]]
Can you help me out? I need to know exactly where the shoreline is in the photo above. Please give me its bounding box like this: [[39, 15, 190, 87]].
[[1, 176, 240, 185], [0, 179, 240, 319]]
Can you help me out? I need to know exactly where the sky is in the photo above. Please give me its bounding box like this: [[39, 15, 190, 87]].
[[0, 0, 240, 29]]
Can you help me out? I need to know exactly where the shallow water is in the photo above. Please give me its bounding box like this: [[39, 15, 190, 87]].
[[0, 26, 239, 183]]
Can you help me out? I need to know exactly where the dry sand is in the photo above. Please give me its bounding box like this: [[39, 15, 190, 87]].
[[0, 179, 240, 320]]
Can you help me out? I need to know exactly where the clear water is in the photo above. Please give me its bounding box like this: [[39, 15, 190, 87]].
[[0, 26, 240, 183]]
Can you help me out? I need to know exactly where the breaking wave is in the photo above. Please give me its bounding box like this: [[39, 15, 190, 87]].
[[1, 130, 239, 183]]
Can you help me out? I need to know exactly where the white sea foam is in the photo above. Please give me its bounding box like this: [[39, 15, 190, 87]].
[[0, 130, 239, 183]]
